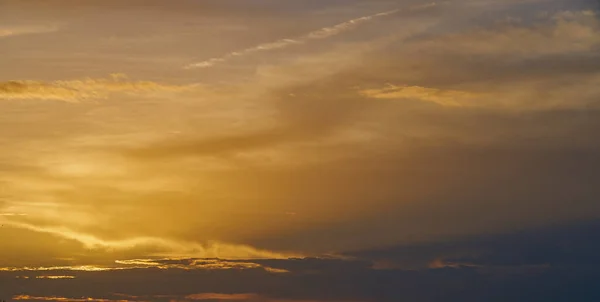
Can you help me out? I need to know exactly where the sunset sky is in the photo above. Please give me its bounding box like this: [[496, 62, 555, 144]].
[[1, 0, 600, 301]]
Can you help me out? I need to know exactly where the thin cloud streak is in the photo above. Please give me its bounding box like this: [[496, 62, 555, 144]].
[[184, 293, 259, 301], [360, 85, 482, 107], [0, 258, 291, 274], [13, 295, 144, 302], [185, 2, 438, 69], [0, 74, 195, 102], [184, 8, 404, 69], [0, 25, 59, 38]]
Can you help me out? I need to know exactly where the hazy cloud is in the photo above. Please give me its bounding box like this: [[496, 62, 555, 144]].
[[0, 25, 59, 38], [0, 74, 195, 102], [412, 10, 599, 56], [360, 85, 482, 107]]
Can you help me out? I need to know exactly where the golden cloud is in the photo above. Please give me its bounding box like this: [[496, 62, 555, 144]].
[[361, 72, 600, 110], [360, 85, 482, 107], [181, 294, 358, 302], [1, 258, 290, 274], [0, 74, 196, 102], [0, 25, 59, 38], [35, 275, 76, 279], [2, 220, 299, 260], [114, 258, 290, 273], [13, 295, 143, 302], [184, 293, 259, 301]]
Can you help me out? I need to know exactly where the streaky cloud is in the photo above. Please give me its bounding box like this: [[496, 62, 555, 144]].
[[13, 295, 144, 302], [0, 25, 59, 38], [1, 220, 299, 260], [184, 3, 436, 69], [360, 85, 482, 107], [0, 74, 195, 102]]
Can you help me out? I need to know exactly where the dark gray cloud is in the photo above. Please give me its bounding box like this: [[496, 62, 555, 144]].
[[2, 221, 600, 302]]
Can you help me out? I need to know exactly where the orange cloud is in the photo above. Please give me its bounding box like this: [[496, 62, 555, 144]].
[[0, 25, 59, 38], [360, 85, 481, 107], [13, 295, 144, 302], [185, 293, 259, 301], [179, 294, 361, 302], [35, 275, 76, 279], [114, 258, 290, 273], [0, 74, 195, 102], [2, 219, 297, 259]]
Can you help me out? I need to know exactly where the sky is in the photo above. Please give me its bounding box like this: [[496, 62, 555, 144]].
[[1, 0, 600, 301]]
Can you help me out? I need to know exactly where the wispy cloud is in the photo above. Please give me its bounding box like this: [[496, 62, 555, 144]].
[[0, 258, 290, 274], [14, 294, 347, 302], [114, 258, 290, 273], [0, 25, 59, 38], [0, 74, 195, 102], [183, 293, 260, 301], [182, 293, 356, 302], [360, 85, 482, 107], [34, 275, 77, 279], [410, 10, 599, 56], [2, 219, 299, 259], [0, 212, 27, 216], [183, 4, 439, 69], [13, 295, 143, 302], [0, 266, 121, 272]]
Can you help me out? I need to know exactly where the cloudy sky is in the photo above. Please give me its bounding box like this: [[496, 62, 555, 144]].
[[1, 0, 600, 301]]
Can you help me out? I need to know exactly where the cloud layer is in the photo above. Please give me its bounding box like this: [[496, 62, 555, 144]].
[[2, 220, 600, 301], [1, 3, 600, 301]]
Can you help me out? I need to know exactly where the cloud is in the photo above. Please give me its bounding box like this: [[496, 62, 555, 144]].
[[0, 74, 195, 102], [13, 295, 142, 302], [2, 0, 600, 278], [113, 258, 290, 273], [409, 10, 599, 56], [184, 3, 437, 69], [3, 222, 600, 302], [352, 9, 600, 111], [360, 85, 482, 107], [184, 293, 259, 301], [0, 258, 291, 275], [0, 266, 114, 272], [13, 294, 345, 302], [0, 25, 59, 38], [34, 275, 76, 279], [1, 220, 299, 260], [182, 294, 345, 302], [184, 9, 397, 69], [121, 125, 325, 161], [360, 73, 600, 110]]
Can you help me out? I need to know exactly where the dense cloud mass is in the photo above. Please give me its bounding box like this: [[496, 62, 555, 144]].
[[1, 222, 600, 301], [1, 0, 600, 300]]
